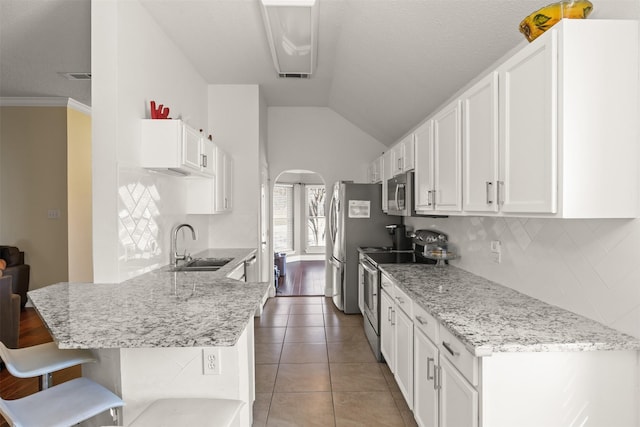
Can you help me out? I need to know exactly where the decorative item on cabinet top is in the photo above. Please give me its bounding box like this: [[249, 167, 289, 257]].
[[519, 0, 593, 42], [150, 100, 171, 119]]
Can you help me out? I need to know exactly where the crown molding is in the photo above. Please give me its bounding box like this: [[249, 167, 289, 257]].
[[0, 97, 91, 115]]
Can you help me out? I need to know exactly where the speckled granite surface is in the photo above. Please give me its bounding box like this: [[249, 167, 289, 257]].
[[377, 263, 640, 356], [28, 248, 270, 349]]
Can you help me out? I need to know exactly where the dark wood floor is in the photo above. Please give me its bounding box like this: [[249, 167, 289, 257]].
[[1, 309, 81, 426], [275, 260, 325, 296]]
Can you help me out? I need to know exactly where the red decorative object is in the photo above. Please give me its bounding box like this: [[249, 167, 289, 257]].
[[150, 101, 170, 119]]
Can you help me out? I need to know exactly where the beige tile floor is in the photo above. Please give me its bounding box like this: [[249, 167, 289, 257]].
[[253, 296, 418, 427]]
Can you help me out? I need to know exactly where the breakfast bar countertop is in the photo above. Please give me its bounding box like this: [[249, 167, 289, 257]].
[[28, 248, 270, 349], [378, 264, 640, 357]]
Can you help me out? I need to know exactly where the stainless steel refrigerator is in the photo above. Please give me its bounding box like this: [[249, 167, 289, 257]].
[[329, 181, 391, 313]]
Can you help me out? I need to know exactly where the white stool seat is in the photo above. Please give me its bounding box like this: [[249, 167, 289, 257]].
[[128, 398, 244, 427], [0, 341, 95, 378], [0, 377, 124, 427]]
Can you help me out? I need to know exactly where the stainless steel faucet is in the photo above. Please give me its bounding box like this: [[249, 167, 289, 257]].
[[172, 223, 197, 267]]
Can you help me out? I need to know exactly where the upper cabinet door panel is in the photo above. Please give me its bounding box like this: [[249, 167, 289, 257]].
[[499, 31, 557, 214], [462, 72, 499, 213], [432, 100, 462, 212], [183, 125, 203, 170], [414, 121, 433, 211]]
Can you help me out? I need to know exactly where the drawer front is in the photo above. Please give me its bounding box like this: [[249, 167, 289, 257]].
[[413, 303, 438, 344], [394, 285, 413, 317], [380, 273, 395, 297], [438, 325, 478, 386]]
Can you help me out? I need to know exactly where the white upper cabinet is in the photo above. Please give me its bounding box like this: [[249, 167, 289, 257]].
[[415, 100, 462, 214], [414, 121, 433, 211], [462, 72, 499, 213], [215, 146, 233, 213], [498, 30, 557, 214], [368, 155, 383, 183], [414, 20, 638, 218], [391, 134, 415, 176], [382, 150, 392, 212], [141, 119, 214, 177], [201, 136, 215, 176]]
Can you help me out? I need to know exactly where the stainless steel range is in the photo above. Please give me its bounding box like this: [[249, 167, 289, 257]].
[[359, 230, 448, 361]]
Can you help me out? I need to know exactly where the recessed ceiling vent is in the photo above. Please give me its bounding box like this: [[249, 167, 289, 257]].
[[60, 72, 92, 80], [278, 73, 311, 79]]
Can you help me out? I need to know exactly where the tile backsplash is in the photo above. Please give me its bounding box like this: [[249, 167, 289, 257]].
[[117, 166, 208, 281], [405, 216, 640, 339]]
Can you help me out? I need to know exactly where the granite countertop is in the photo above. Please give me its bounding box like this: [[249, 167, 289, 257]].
[[28, 248, 270, 349], [376, 263, 640, 357]]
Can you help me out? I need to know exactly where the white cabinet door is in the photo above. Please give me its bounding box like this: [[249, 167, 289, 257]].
[[382, 150, 392, 212], [499, 30, 557, 214], [200, 137, 215, 177], [432, 100, 462, 212], [414, 328, 438, 427], [214, 146, 233, 213], [463, 72, 499, 213], [183, 125, 203, 170], [380, 289, 395, 370], [403, 136, 415, 171], [414, 121, 433, 211], [439, 356, 478, 427], [394, 307, 414, 410]]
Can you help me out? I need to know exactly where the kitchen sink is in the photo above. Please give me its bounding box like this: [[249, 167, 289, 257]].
[[172, 257, 233, 272]]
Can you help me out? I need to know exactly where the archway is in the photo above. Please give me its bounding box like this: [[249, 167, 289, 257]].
[[272, 170, 326, 296]]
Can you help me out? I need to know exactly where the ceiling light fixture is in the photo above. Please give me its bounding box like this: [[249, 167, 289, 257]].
[[259, 0, 318, 78]]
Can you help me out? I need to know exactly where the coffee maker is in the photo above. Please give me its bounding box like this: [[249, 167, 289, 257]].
[[385, 224, 412, 251]]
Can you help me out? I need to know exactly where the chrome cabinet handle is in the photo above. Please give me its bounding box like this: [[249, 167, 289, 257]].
[[486, 181, 493, 204], [426, 357, 434, 381], [396, 296, 404, 304], [388, 306, 392, 322], [434, 365, 441, 390], [498, 181, 505, 206], [391, 309, 396, 326], [427, 190, 432, 206], [442, 341, 459, 357], [415, 315, 427, 325]]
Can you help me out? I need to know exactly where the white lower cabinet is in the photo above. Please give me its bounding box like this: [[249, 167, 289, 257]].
[[439, 356, 478, 427], [380, 288, 394, 370], [413, 328, 438, 427], [393, 305, 413, 409]]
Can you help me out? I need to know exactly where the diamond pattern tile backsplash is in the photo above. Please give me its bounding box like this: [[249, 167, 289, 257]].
[[405, 216, 640, 338]]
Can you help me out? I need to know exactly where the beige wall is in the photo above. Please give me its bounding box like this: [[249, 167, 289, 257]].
[[0, 106, 69, 290], [67, 108, 93, 282]]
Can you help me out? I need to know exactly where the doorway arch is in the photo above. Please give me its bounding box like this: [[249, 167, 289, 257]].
[[272, 170, 327, 296]]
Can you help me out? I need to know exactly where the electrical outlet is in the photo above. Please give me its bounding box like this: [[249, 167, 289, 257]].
[[490, 240, 501, 264], [203, 348, 221, 375]]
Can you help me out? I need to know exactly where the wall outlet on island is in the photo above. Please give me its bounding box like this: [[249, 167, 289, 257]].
[[203, 348, 221, 375]]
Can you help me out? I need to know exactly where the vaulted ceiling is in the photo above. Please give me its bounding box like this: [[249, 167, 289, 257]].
[[1, 0, 637, 145]]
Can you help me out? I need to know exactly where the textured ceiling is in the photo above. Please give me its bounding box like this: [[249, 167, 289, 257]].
[[1, 0, 637, 145]]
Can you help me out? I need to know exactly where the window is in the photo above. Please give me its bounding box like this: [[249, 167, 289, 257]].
[[306, 185, 326, 249], [273, 184, 294, 252]]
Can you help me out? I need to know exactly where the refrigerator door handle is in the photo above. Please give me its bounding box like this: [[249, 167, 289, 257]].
[[329, 195, 337, 245]]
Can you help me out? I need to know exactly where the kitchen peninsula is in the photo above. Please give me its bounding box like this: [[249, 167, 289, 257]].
[[28, 248, 269, 426]]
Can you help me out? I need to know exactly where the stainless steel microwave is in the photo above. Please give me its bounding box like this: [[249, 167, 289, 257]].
[[387, 172, 413, 216]]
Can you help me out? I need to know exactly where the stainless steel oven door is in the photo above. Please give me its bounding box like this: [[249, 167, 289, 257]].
[[360, 258, 379, 334]]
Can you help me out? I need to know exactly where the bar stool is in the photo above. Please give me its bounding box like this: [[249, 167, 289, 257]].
[[0, 377, 124, 427], [0, 341, 96, 389], [127, 398, 244, 427]]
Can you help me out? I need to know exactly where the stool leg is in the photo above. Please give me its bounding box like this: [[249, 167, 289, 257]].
[[39, 372, 53, 390]]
